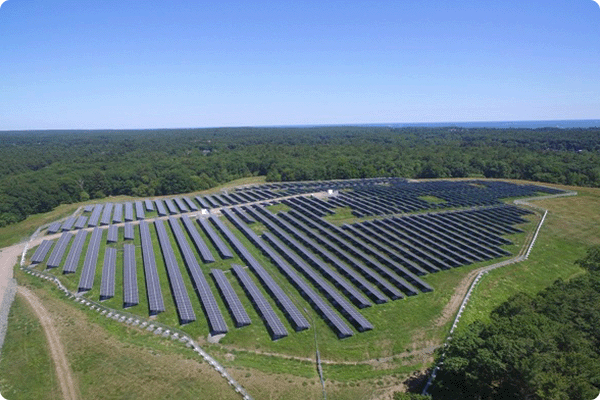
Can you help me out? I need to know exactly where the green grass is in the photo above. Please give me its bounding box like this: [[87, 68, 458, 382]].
[[0, 295, 62, 400], [417, 195, 447, 205], [13, 180, 600, 398]]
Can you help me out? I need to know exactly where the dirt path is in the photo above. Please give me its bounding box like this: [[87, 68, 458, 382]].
[[17, 286, 79, 400], [0, 244, 23, 303]]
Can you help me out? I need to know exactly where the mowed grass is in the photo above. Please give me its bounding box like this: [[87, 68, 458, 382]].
[[13, 180, 600, 398], [0, 294, 61, 400], [457, 185, 600, 329]]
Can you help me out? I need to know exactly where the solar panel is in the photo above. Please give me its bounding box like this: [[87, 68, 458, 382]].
[[47, 221, 62, 234], [154, 219, 196, 324], [246, 207, 378, 307], [100, 203, 114, 226], [135, 201, 145, 220], [210, 215, 310, 331], [100, 247, 117, 300], [123, 223, 135, 240], [144, 199, 154, 212], [139, 221, 165, 315], [168, 217, 228, 333], [195, 196, 211, 209], [263, 232, 373, 332], [222, 210, 354, 337], [173, 197, 189, 213], [180, 215, 215, 263], [124, 202, 134, 221], [211, 269, 251, 328], [140, 221, 165, 315], [164, 198, 179, 215], [182, 196, 199, 211], [197, 217, 234, 259], [74, 215, 88, 230], [63, 230, 88, 273], [112, 203, 123, 223], [231, 264, 288, 340], [155, 199, 168, 216], [88, 204, 103, 227], [123, 243, 139, 307], [46, 232, 73, 268], [31, 240, 54, 264], [83, 205, 94, 213], [61, 216, 77, 231], [292, 214, 419, 296], [78, 227, 103, 292], [107, 225, 119, 243]]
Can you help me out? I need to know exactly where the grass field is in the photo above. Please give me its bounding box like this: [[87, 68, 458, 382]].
[[3, 179, 599, 399]]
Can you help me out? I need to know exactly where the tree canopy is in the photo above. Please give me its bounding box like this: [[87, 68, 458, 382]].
[[1, 126, 599, 226], [431, 246, 600, 400]]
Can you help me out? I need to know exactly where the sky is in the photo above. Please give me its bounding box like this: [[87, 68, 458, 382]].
[[0, 0, 599, 130]]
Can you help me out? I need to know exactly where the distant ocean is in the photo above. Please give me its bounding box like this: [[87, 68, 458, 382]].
[[369, 119, 600, 129]]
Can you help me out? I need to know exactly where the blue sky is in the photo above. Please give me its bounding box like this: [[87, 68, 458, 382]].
[[0, 0, 599, 130]]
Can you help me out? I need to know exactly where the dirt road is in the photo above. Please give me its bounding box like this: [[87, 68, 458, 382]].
[[17, 286, 79, 400]]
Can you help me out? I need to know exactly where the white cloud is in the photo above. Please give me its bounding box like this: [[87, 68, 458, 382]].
[[0, 0, 8, 9], [593, 0, 600, 8]]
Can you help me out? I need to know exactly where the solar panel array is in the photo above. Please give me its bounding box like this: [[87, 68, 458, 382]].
[[135, 201, 145, 220], [88, 204, 103, 227], [100, 203, 114, 225], [211, 269, 251, 328], [78, 228, 103, 292], [197, 217, 234, 259], [247, 206, 382, 307], [112, 203, 123, 223], [47, 221, 62, 234], [154, 219, 196, 324], [168, 217, 227, 333], [222, 208, 355, 337], [123, 223, 135, 240], [107, 225, 119, 243], [210, 215, 310, 331], [144, 199, 154, 211], [61, 216, 77, 231], [124, 202, 134, 221], [139, 221, 165, 315], [47, 232, 73, 268], [83, 205, 95, 212], [63, 230, 88, 273], [155, 199, 168, 216], [122, 243, 139, 307], [231, 264, 288, 340], [180, 215, 215, 263], [74, 216, 88, 230], [100, 247, 117, 300], [164, 198, 178, 215], [31, 240, 54, 264]]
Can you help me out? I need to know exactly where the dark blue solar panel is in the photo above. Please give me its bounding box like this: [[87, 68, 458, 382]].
[[47, 221, 62, 234], [123, 243, 139, 307], [180, 215, 215, 263], [88, 204, 103, 227], [31, 240, 54, 264], [63, 230, 88, 273], [211, 269, 251, 328], [197, 217, 234, 259], [112, 203, 123, 223], [107, 225, 119, 243], [61, 216, 77, 231], [124, 202, 134, 221], [78, 227, 103, 292], [232, 264, 288, 340], [47, 232, 72, 268], [155, 199, 168, 216], [168, 217, 227, 333], [135, 201, 145, 220], [139, 221, 165, 315], [74, 216, 88, 230], [154, 219, 196, 324], [100, 247, 117, 300], [100, 203, 114, 226]]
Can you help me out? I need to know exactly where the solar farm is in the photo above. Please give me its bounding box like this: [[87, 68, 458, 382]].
[[27, 178, 564, 343]]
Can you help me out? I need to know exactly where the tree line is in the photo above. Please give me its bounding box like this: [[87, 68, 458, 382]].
[[430, 246, 600, 399], [0, 126, 599, 226]]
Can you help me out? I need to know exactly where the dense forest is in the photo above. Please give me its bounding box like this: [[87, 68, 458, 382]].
[[430, 247, 600, 400], [1, 126, 599, 226]]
